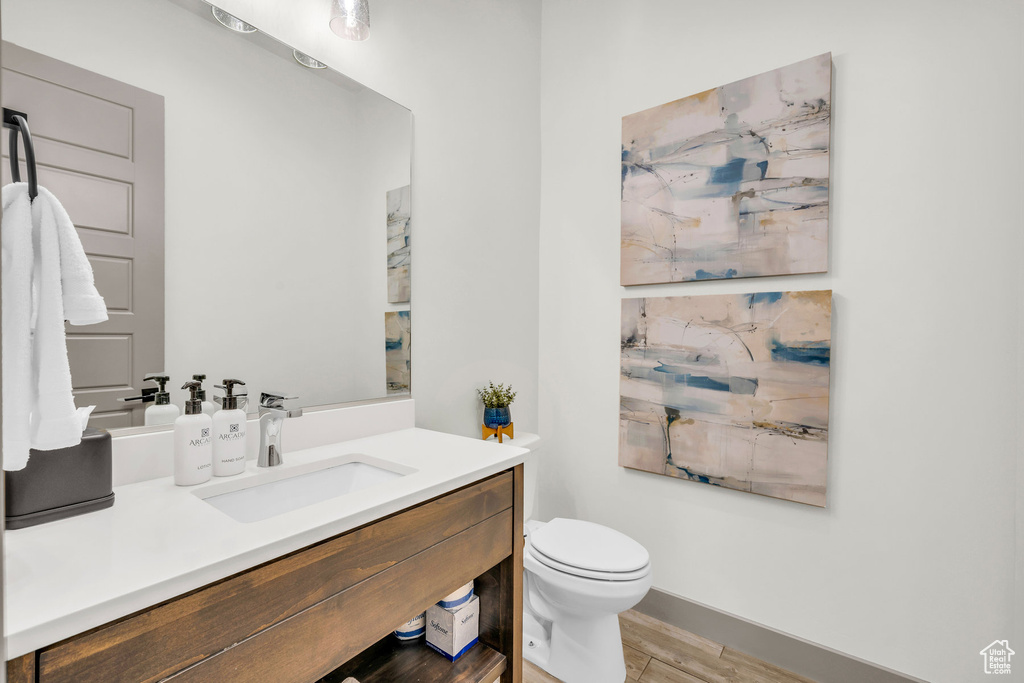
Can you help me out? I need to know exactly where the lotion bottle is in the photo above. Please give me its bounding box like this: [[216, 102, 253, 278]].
[[143, 374, 179, 426], [174, 381, 213, 486], [212, 379, 248, 477], [191, 374, 217, 417]]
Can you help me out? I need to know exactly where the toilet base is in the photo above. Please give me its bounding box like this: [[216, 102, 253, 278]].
[[523, 612, 551, 670], [522, 610, 627, 683]]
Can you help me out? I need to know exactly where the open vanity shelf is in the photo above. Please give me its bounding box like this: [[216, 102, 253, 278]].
[[7, 466, 524, 683], [321, 637, 506, 683]]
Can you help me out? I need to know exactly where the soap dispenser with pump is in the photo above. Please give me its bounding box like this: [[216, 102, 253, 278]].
[[121, 374, 179, 426], [212, 379, 248, 477], [191, 374, 217, 417], [174, 381, 213, 486]]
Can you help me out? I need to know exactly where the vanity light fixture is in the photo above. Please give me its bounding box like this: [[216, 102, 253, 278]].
[[211, 6, 257, 33], [293, 50, 328, 69], [330, 0, 370, 41]]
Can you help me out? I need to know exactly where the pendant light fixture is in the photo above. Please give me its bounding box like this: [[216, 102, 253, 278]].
[[330, 0, 370, 41]]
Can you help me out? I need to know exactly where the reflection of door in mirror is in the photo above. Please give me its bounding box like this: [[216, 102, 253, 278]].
[[2, 0, 413, 422], [1, 42, 165, 429]]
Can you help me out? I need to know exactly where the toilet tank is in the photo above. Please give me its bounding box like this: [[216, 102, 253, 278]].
[[510, 433, 541, 523]]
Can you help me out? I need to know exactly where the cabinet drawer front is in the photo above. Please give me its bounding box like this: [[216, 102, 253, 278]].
[[38, 472, 513, 683], [168, 509, 514, 683]]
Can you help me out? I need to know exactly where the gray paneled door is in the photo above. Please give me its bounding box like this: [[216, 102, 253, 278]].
[[2, 42, 165, 429]]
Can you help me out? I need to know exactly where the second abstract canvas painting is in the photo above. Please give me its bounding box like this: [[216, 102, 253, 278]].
[[385, 310, 411, 395], [619, 290, 832, 506]]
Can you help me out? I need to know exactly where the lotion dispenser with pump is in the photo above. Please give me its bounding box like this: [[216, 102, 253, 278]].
[[191, 374, 217, 417], [212, 379, 247, 477], [174, 381, 213, 486]]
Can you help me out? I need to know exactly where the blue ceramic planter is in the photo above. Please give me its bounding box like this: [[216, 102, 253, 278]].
[[483, 407, 511, 429]]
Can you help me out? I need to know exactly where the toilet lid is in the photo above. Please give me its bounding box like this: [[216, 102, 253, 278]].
[[527, 543, 652, 581], [529, 518, 649, 574]]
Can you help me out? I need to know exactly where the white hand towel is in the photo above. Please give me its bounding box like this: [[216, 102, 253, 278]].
[[2, 183, 108, 470], [48, 186, 108, 325], [2, 184, 35, 469]]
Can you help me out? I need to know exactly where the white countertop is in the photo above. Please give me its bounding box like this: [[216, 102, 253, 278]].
[[4, 427, 528, 659]]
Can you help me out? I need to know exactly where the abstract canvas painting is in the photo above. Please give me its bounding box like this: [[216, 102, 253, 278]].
[[621, 53, 831, 285], [387, 185, 411, 303], [385, 310, 411, 395], [620, 291, 832, 506]]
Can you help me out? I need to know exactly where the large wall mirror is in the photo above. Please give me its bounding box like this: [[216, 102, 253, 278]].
[[1, 0, 413, 431]]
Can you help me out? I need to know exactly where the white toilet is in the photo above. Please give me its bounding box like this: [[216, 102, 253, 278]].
[[517, 435, 652, 683]]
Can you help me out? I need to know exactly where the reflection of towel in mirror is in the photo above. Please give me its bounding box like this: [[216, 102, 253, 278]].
[[1, 183, 108, 470]]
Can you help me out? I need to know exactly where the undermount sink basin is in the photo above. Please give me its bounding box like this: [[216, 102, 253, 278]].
[[195, 454, 415, 523]]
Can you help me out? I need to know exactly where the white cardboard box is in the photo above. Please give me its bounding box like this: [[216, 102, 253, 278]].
[[426, 595, 480, 661]]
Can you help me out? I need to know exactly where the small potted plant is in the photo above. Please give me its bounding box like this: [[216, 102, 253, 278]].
[[478, 381, 516, 429]]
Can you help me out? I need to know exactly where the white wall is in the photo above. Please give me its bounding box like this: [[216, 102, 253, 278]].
[[539, 1, 1022, 681], [1, 0, 413, 410], [209, 0, 542, 437]]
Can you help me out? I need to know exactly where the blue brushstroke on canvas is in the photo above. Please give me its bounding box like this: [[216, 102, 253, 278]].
[[385, 311, 410, 350], [667, 462, 719, 486], [709, 157, 747, 185], [748, 292, 783, 305], [650, 366, 758, 395], [696, 268, 737, 280], [770, 339, 830, 366]]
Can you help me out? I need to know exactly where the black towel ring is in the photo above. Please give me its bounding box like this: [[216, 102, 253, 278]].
[[3, 108, 38, 201]]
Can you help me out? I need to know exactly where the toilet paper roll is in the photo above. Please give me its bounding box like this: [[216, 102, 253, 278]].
[[437, 580, 474, 610], [393, 612, 426, 640]]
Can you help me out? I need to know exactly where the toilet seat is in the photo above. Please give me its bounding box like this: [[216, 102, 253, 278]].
[[527, 518, 651, 582]]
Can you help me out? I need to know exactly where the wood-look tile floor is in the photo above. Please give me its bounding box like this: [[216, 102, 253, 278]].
[[523, 610, 815, 683]]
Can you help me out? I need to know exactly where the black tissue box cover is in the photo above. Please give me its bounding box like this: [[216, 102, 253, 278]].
[[5, 428, 114, 530]]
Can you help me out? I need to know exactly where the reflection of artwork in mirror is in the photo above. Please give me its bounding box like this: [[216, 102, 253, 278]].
[[619, 290, 831, 507], [1, 0, 413, 431], [385, 311, 411, 395], [621, 53, 831, 285], [387, 185, 411, 304]]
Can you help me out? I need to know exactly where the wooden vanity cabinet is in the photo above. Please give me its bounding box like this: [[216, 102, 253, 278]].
[[7, 465, 524, 683]]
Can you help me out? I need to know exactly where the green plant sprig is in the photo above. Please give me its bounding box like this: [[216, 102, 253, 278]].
[[477, 381, 516, 409]]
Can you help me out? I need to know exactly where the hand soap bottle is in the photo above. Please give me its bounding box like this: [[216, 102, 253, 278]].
[[174, 381, 213, 486], [191, 374, 217, 417], [140, 374, 179, 426], [212, 379, 248, 477]]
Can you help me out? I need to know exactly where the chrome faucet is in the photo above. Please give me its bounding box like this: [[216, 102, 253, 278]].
[[258, 392, 303, 468]]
